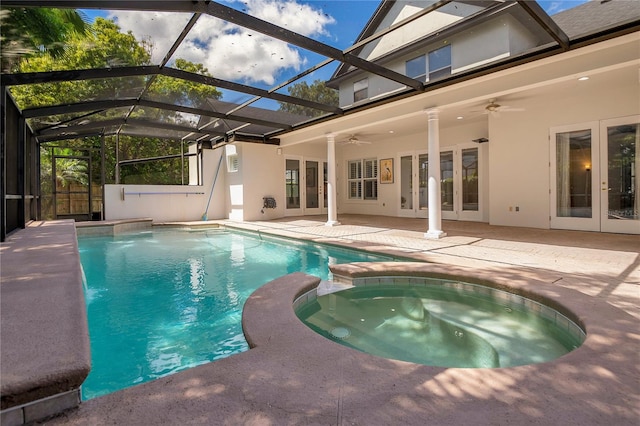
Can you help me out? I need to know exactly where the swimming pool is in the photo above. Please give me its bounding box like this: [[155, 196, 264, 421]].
[[78, 228, 393, 400]]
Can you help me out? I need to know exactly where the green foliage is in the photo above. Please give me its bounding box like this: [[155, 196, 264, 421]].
[[112, 135, 188, 185], [1, 7, 87, 72], [9, 15, 220, 188], [11, 18, 152, 109], [151, 59, 222, 108], [278, 79, 338, 118]]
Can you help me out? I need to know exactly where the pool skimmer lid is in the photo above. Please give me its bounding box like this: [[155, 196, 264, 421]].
[[330, 327, 351, 339]]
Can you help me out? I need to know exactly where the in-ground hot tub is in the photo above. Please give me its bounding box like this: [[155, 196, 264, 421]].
[[295, 266, 585, 368]]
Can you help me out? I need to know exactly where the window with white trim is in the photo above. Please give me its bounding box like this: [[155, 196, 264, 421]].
[[428, 44, 451, 80], [348, 158, 377, 200], [406, 55, 426, 81], [353, 78, 368, 102]]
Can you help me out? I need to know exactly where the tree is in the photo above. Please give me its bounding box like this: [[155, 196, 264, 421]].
[[11, 17, 152, 109], [151, 59, 222, 108], [1, 7, 87, 73], [8, 14, 223, 211], [278, 79, 338, 118]]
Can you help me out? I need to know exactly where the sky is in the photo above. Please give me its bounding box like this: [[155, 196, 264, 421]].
[[81, 0, 589, 99]]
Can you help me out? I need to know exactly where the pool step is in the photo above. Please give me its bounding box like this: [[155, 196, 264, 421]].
[[317, 280, 353, 296]]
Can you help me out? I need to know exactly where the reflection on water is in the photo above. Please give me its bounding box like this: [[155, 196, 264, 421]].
[[78, 229, 391, 400]]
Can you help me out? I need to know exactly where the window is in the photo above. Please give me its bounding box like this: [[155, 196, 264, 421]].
[[348, 158, 377, 200], [226, 144, 239, 172], [353, 78, 368, 102], [428, 45, 451, 80], [406, 55, 426, 81]]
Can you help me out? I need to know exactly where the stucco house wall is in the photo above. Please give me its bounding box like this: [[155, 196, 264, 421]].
[[489, 75, 639, 228], [335, 118, 489, 219], [337, 7, 542, 108], [223, 143, 283, 222], [360, 1, 482, 61]]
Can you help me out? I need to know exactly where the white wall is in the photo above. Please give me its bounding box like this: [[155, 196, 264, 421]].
[[335, 118, 489, 218], [224, 143, 283, 222], [105, 149, 226, 222], [338, 11, 537, 107], [360, 1, 481, 61], [489, 78, 639, 228]]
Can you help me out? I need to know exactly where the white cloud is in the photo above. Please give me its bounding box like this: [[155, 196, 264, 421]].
[[107, 11, 192, 64], [108, 1, 335, 86], [239, 0, 335, 37]]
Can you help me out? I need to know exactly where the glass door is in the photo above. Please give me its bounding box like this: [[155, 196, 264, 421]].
[[399, 154, 414, 215], [440, 150, 456, 220], [400, 147, 482, 220], [600, 116, 639, 234], [304, 159, 327, 215], [399, 152, 428, 218], [458, 145, 482, 221], [285, 157, 302, 216], [550, 123, 600, 231], [551, 117, 639, 234]]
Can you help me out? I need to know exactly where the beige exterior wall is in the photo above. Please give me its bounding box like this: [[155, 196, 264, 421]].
[[360, 1, 482, 61], [489, 76, 639, 228], [338, 9, 540, 107]]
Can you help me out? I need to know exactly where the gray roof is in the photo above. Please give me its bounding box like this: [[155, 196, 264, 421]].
[[552, 0, 640, 38]]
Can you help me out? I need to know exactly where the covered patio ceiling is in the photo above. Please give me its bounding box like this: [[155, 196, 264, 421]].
[[1, 0, 638, 147]]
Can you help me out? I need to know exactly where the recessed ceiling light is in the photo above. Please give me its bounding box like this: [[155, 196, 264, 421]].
[[578, 76, 590, 81], [457, 116, 464, 120], [388, 130, 394, 134]]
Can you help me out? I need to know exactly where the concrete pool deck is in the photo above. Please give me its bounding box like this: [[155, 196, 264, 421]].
[[2, 215, 639, 425]]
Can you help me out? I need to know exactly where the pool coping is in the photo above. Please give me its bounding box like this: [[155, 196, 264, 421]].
[[0, 221, 91, 425], [47, 262, 639, 425], [75, 218, 153, 236], [241, 264, 639, 425], [2, 219, 638, 425]]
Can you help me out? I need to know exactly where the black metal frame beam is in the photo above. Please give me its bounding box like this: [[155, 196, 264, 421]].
[[2, 66, 341, 115], [22, 98, 294, 130], [35, 117, 223, 138], [0, 66, 158, 86], [3, 0, 424, 91]]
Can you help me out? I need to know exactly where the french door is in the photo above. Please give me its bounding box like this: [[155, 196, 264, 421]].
[[399, 144, 482, 221], [550, 116, 639, 234], [399, 151, 428, 218], [285, 156, 327, 216]]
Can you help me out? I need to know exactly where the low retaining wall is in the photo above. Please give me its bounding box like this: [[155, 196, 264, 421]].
[[0, 221, 91, 425]]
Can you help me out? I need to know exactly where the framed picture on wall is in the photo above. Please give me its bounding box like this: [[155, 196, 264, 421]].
[[380, 158, 393, 184]]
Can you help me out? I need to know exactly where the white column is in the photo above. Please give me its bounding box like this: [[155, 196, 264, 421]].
[[325, 133, 340, 226], [425, 109, 447, 239]]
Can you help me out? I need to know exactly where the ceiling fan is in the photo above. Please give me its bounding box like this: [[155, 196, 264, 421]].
[[338, 135, 373, 145], [482, 99, 525, 117]]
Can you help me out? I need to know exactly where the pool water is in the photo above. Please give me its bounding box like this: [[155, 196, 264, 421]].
[[78, 228, 392, 400], [296, 281, 585, 368]]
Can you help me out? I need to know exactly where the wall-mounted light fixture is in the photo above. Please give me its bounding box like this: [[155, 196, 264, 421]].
[[472, 137, 489, 143]]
